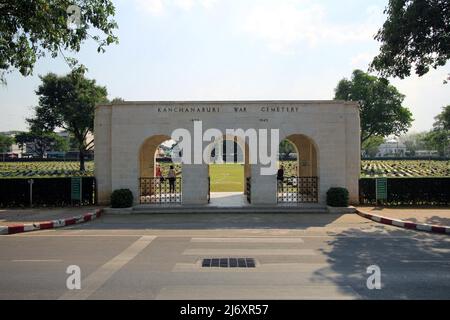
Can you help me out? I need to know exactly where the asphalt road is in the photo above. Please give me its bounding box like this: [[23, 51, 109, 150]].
[[0, 213, 449, 300]]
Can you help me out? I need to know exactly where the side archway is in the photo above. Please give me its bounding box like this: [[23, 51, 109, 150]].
[[278, 134, 319, 203], [282, 134, 318, 177], [139, 135, 171, 178]]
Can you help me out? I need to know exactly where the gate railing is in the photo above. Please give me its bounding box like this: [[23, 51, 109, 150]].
[[246, 177, 251, 204], [277, 176, 318, 204], [139, 177, 182, 204], [207, 177, 211, 204]]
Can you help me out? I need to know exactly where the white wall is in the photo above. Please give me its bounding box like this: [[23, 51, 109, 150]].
[[95, 101, 360, 206]]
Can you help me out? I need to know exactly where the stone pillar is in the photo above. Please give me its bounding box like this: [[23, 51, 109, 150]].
[[250, 165, 277, 205], [94, 106, 112, 205], [182, 164, 209, 205]]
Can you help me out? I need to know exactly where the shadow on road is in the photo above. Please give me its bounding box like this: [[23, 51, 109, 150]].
[[312, 224, 450, 299]]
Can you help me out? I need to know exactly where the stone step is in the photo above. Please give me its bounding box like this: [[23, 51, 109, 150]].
[[131, 205, 329, 214]]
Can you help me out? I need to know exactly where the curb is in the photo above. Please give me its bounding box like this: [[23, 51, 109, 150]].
[[0, 209, 103, 235], [356, 210, 450, 235]]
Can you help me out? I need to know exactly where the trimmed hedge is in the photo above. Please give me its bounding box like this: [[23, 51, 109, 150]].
[[111, 189, 133, 208], [327, 187, 349, 207], [359, 178, 450, 205], [0, 177, 96, 207]]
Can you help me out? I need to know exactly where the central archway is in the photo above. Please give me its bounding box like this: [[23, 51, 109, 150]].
[[205, 134, 252, 206]]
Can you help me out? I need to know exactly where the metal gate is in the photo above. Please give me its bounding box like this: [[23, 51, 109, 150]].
[[140, 177, 182, 204], [277, 177, 318, 204]]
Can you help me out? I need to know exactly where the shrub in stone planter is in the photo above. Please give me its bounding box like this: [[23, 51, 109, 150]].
[[111, 189, 133, 208], [326, 187, 349, 207]]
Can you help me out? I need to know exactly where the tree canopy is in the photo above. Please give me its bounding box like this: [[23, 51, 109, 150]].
[[371, 0, 450, 79], [28, 67, 108, 170], [0, 134, 14, 153], [334, 69, 413, 143], [0, 0, 118, 83], [15, 131, 68, 157], [425, 105, 450, 156]]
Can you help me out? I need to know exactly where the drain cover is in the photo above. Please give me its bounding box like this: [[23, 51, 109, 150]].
[[202, 258, 256, 268]]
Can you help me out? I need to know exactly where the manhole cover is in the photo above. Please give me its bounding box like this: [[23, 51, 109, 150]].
[[202, 258, 256, 268]]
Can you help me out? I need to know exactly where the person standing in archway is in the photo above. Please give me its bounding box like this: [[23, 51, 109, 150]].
[[277, 165, 285, 194], [168, 165, 177, 194]]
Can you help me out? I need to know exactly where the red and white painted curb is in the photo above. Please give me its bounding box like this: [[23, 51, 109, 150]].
[[0, 209, 103, 235], [357, 210, 450, 235]]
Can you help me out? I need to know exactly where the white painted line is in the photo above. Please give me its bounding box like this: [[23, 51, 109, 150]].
[[392, 220, 405, 227], [191, 237, 304, 243], [23, 224, 36, 232], [12, 259, 62, 262], [183, 249, 317, 256], [59, 235, 156, 300], [156, 285, 358, 300], [371, 216, 381, 222], [53, 220, 66, 228], [416, 224, 432, 232], [0, 227, 7, 235]]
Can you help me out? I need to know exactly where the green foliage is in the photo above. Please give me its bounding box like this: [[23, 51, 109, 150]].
[[399, 132, 428, 155], [110, 97, 125, 104], [14, 131, 68, 157], [27, 67, 108, 170], [371, 0, 450, 79], [0, 0, 118, 84], [335, 70, 413, 143], [434, 105, 450, 131], [424, 130, 449, 157], [423, 106, 450, 157], [111, 189, 133, 208], [362, 136, 384, 157], [279, 140, 296, 159], [326, 188, 349, 207], [0, 134, 14, 153]]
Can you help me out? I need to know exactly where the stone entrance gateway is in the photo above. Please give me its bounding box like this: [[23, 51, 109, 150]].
[[94, 101, 360, 207]]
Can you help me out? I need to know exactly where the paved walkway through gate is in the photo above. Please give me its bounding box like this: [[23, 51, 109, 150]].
[[208, 192, 248, 207]]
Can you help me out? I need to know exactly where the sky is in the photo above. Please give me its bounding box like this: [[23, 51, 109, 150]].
[[1, 0, 449, 133]]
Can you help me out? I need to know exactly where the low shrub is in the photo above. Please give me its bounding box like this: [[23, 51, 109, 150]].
[[327, 187, 349, 207], [111, 189, 133, 208]]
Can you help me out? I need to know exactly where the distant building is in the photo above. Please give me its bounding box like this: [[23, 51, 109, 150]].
[[376, 139, 407, 157], [415, 150, 439, 157]]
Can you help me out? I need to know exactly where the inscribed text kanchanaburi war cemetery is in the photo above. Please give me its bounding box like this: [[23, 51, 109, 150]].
[[94, 100, 360, 208]]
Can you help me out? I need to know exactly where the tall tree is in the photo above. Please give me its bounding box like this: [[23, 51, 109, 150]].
[[0, 134, 14, 153], [0, 0, 118, 84], [371, 0, 450, 79], [434, 105, 450, 130], [362, 136, 385, 158], [425, 105, 450, 156], [399, 132, 428, 155], [15, 131, 68, 158], [334, 69, 413, 143], [28, 67, 108, 170]]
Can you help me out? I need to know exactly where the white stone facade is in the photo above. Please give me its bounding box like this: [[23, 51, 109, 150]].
[[94, 101, 361, 206]]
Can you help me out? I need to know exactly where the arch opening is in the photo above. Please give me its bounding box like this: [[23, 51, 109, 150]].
[[206, 135, 252, 206], [139, 135, 182, 204], [278, 134, 319, 204]]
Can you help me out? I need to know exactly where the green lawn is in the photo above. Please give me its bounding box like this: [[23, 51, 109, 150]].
[[209, 164, 244, 192]]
